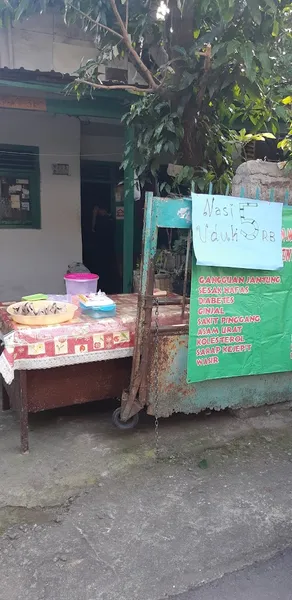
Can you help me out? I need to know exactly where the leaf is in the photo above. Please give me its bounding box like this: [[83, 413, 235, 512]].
[[249, 115, 258, 126], [247, 0, 262, 25], [193, 29, 200, 39], [241, 42, 254, 79], [112, 45, 119, 58], [282, 96, 292, 105], [166, 122, 176, 133], [177, 71, 196, 91], [14, 0, 30, 20], [258, 51, 271, 73], [276, 105, 289, 120], [272, 20, 279, 37], [264, 0, 277, 12], [173, 45, 187, 56], [262, 132, 276, 139], [177, 0, 184, 13], [227, 40, 239, 55]]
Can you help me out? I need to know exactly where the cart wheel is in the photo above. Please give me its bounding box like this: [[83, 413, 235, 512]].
[[112, 407, 139, 430]]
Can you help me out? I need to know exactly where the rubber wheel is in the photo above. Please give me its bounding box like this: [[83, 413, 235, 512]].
[[112, 407, 139, 430]]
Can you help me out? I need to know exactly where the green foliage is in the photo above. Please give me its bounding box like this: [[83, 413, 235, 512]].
[[7, 0, 292, 193], [278, 96, 292, 170], [0, 0, 63, 23]]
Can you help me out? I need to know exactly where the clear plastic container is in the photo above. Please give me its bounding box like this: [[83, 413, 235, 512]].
[[64, 273, 99, 296], [81, 305, 116, 319]]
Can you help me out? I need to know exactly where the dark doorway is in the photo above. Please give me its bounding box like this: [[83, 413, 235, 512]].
[[81, 174, 120, 294]]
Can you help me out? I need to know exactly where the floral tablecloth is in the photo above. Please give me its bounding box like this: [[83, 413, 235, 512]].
[[0, 294, 188, 384]]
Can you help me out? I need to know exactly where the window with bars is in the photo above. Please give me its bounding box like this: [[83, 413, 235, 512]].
[[0, 144, 40, 228]]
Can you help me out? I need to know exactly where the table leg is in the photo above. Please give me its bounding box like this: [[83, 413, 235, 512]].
[[1, 380, 10, 411], [19, 371, 29, 454]]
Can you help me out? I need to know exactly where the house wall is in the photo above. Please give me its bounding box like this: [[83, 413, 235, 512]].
[[0, 13, 103, 75], [80, 120, 124, 163], [0, 109, 82, 300], [81, 133, 124, 163], [0, 13, 142, 84]]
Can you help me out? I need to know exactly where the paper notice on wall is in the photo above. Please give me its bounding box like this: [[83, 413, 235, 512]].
[[21, 201, 30, 211], [191, 193, 283, 271], [9, 185, 22, 193], [10, 194, 21, 209], [116, 207, 124, 220]]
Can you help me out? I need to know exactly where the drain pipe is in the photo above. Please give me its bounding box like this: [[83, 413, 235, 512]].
[[7, 15, 14, 69]]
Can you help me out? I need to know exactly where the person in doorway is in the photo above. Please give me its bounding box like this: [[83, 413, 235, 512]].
[[90, 204, 120, 294], [92, 205, 111, 227]]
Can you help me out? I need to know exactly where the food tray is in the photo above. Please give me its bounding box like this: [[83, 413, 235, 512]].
[[7, 301, 77, 326]]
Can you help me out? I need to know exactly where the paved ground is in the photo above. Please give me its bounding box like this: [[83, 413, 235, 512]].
[[1, 401, 292, 599], [173, 548, 292, 599]]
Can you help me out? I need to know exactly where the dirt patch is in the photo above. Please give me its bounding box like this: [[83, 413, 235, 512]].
[[0, 506, 58, 536]]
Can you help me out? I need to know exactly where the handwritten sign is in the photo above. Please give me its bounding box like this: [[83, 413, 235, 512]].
[[191, 193, 283, 271]]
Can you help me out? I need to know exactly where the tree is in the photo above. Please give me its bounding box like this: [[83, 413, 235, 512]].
[[8, 0, 292, 191]]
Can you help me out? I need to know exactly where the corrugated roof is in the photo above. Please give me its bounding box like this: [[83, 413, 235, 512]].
[[0, 67, 147, 90], [0, 67, 73, 84], [0, 67, 146, 96]]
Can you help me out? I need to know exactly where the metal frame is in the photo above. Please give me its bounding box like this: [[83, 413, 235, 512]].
[[120, 192, 191, 421]]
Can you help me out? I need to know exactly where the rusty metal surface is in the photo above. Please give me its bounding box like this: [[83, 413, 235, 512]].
[[148, 333, 292, 418]]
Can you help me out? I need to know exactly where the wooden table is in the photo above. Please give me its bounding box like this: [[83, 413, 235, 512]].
[[0, 295, 186, 452]]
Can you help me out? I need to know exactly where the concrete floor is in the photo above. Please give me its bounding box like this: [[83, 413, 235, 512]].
[[1, 401, 292, 599], [173, 549, 292, 599]]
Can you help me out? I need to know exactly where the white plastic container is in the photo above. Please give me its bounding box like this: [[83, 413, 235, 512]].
[[64, 273, 99, 296], [79, 292, 116, 319]]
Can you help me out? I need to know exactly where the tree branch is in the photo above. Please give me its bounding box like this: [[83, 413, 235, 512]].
[[196, 44, 212, 110], [125, 0, 129, 31], [76, 78, 154, 93], [109, 0, 158, 90], [71, 5, 123, 40]]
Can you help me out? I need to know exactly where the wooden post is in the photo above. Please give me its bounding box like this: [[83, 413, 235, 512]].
[[123, 126, 134, 293], [19, 371, 29, 454]]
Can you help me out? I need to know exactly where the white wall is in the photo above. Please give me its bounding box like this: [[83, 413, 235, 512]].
[[80, 120, 124, 163], [0, 13, 143, 83], [81, 134, 124, 163], [0, 109, 82, 300], [0, 13, 101, 74]]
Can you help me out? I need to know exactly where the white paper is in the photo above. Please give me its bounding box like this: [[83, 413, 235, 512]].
[[10, 194, 20, 209], [9, 185, 22, 193], [191, 193, 283, 271]]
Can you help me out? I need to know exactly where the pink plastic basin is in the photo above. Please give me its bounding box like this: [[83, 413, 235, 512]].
[[64, 273, 99, 295]]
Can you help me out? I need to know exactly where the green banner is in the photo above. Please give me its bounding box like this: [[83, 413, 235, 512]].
[[187, 207, 292, 383]]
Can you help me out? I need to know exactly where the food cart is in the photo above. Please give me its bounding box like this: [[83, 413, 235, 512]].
[[1, 191, 292, 451], [115, 192, 292, 428]]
